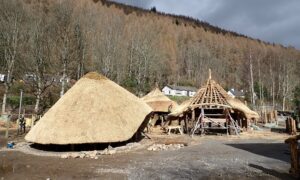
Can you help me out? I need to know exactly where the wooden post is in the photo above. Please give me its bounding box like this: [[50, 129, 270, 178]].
[[286, 118, 290, 133], [274, 110, 278, 125], [285, 135, 300, 177], [184, 114, 188, 133], [267, 112, 272, 123], [192, 109, 195, 122], [264, 112, 267, 124], [17, 90, 23, 122], [286, 117, 297, 135], [289, 141, 299, 176], [291, 118, 297, 135], [191, 109, 195, 134], [17, 90, 23, 135], [161, 115, 164, 126]]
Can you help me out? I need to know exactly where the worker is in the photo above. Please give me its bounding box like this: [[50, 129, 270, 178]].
[[19, 115, 26, 134]]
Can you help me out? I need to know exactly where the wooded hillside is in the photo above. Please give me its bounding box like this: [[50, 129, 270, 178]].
[[1, 0, 300, 114]]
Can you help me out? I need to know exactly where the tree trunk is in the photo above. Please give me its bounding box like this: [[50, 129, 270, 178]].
[[249, 51, 255, 106], [258, 58, 262, 107], [34, 75, 42, 114], [60, 61, 67, 97], [282, 66, 289, 111], [1, 83, 9, 114]]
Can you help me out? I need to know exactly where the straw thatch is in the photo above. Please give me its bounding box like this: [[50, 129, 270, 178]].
[[141, 87, 178, 112], [169, 71, 259, 120], [169, 99, 192, 117], [227, 98, 259, 120], [25, 72, 152, 145]]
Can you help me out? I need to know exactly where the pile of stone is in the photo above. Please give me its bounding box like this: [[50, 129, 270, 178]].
[[61, 150, 109, 159], [60, 142, 141, 159], [147, 144, 185, 151]]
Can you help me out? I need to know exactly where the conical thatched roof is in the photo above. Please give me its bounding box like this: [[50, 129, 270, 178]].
[[189, 77, 231, 109], [141, 87, 178, 112], [25, 72, 152, 145], [169, 70, 259, 120]]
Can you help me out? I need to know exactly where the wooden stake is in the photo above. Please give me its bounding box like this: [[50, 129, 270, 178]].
[[285, 135, 300, 177]]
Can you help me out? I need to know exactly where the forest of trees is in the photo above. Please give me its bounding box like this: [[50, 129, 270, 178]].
[[0, 0, 300, 115]]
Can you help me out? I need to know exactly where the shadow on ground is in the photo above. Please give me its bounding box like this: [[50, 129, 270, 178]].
[[226, 143, 290, 163], [249, 164, 295, 180]]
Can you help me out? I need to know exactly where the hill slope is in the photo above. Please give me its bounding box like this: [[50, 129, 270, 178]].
[[1, 0, 300, 111]]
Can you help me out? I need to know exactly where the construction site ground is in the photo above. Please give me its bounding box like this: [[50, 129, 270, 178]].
[[0, 127, 295, 179]]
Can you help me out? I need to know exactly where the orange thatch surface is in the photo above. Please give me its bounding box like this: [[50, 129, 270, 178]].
[[141, 88, 178, 112], [25, 72, 152, 145]]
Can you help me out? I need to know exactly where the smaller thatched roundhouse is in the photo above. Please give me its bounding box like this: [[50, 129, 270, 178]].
[[25, 72, 152, 145], [141, 87, 178, 127], [141, 87, 178, 113]]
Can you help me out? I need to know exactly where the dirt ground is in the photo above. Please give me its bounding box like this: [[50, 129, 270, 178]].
[[0, 127, 296, 180]]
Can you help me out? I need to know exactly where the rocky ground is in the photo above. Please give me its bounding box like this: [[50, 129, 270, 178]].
[[0, 128, 296, 179]]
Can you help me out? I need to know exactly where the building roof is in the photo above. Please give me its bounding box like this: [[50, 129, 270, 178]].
[[25, 72, 152, 145], [189, 77, 231, 109], [165, 85, 197, 92], [141, 87, 178, 112], [228, 89, 245, 97], [169, 70, 259, 120]]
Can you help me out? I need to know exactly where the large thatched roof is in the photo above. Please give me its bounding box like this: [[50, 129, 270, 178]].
[[141, 87, 178, 112], [25, 72, 152, 145], [169, 70, 259, 120]]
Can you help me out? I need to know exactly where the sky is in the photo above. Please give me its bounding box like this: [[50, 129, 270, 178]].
[[112, 0, 300, 49]]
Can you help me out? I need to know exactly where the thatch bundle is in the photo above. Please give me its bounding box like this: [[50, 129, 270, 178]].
[[141, 88, 178, 113], [25, 72, 152, 145]]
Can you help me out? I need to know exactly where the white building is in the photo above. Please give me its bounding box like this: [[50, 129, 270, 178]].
[[162, 85, 197, 97], [227, 88, 245, 99], [0, 74, 5, 83]]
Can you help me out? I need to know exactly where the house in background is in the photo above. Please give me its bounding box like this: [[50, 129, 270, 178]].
[[0, 74, 6, 83], [227, 88, 245, 99], [162, 85, 197, 97]]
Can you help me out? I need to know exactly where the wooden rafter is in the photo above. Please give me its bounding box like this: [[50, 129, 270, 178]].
[[189, 76, 231, 109]]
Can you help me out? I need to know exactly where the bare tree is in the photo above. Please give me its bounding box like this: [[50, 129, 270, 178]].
[[52, 2, 74, 97], [249, 49, 255, 107], [0, 0, 23, 114], [27, 13, 54, 115], [74, 24, 86, 80]]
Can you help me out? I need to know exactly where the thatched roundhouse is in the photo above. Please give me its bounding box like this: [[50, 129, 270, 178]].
[[25, 72, 152, 145], [141, 87, 178, 127], [169, 70, 259, 134], [141, 87, 178, 113]]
